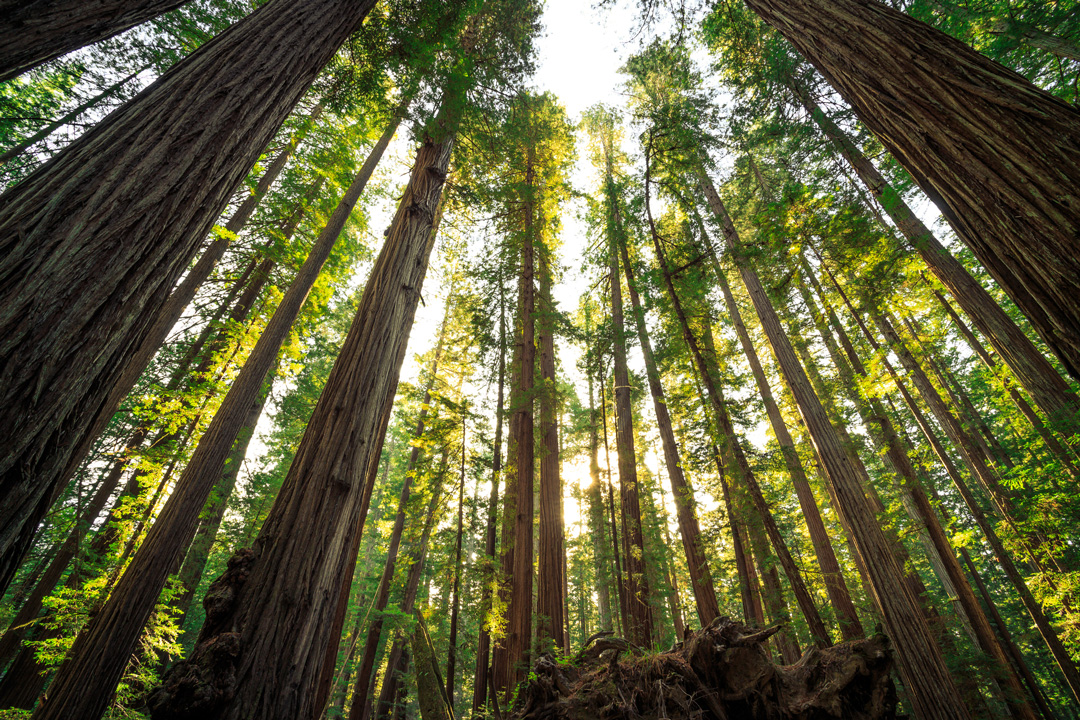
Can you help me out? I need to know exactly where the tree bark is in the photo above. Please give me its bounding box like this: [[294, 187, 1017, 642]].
[[799, 269, 1038, 720], [583, 310, 614, 634], [445, 417, 466, 706], [37, 103, 417, 720], [789, 79, 1080, 438], [697, 170, 969, 719], [933, 289, 1080, 478], [505, 141, 537, 693], [0, 0, 376, 597], [606, 200, 654, 648], [0, 0, 194, 82], [349, 310, 450, 720], [747, 0, 1080, 380]]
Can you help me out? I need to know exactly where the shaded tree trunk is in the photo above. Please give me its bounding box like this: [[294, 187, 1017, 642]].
[[0, 0, 193, 82], [697, 170, 969, 719], [445, 419, 466, 706], [823, 264, 1080, 706], [42, 101, 424, 720], [799, 268, 1038, 720], [606, 192, 653, 648], [505, 143, 537, 693], [706, 239, 862, 642], [0, 0, 376, 596], [583, 311, 614, 633], [348, 308, 450, 720], [747, 0, 1080, 380], [933, 290, 1080, 476]]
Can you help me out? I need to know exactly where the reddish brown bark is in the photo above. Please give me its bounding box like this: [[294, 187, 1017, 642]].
[[823, 265, 1080, 706], [747, 0, 1080, 380], [0, 0, 376, 596], [800, 271, 1037, 720], [697, 170, 968, 719], [505, 142, 537, 692], [607, 197, 654, 648], [37, 107, 417, 720]]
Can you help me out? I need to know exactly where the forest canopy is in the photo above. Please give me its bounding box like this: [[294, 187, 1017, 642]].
[[1, 0, 1079, 719]]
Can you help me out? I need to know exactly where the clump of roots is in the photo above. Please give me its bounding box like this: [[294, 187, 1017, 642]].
[[513, 617, 896, 720]]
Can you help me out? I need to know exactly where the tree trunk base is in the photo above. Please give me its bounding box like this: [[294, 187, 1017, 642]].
[[513, 618, 896, 720]]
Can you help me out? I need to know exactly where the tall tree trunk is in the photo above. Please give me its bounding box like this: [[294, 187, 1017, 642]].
[[0, 0, 193, 82], [583, 311, 614, 633], [472, 282, 506, 715], [823, 263, 1080, 706], [40, 104, 420, 720], [800, 268, 1039, 720], [697, 170, 969, 719], [616, 226, 720, 627], [172, 366, 275, 633], [0, 0, 376, 597], [505, 144, 537, 693], [56, 109, 323, 505], [746, 0, 1080, 380], [373, 450, 450, 720], [716, 452, 762, 626], [0, 68, 145, 165], [962, 550, 1059, 720], [705, 239, 862, 641], [599, 361, 628, 636], [605, 192, 653, 648], [445, 418, 466, 707], [536, 250, 566, 650], [348, 311, 452, 720]]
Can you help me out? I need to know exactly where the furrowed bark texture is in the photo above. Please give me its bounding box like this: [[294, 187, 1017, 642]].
[[350, 316, 448, 720], [505, 144, 537, 694], [822, 265, 1080, 706], [0, 0, 193, 82], [35, 112, 396, 720], [55, 110, 321, 502], [698, 172, 969, 719], [145, 117, 452, 720], [745, 0, 1080, 379], [0, 0, 376, 598], [617, 229, 720, 628], [790, 80, 1080, 436]]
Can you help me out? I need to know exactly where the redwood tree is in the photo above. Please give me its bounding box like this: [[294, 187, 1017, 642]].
[[0, 0, 379, 596], [743, 0, 1080, 381]]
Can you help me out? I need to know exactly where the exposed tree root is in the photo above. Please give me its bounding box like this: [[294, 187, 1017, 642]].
[[512, 617, 896, 720]]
